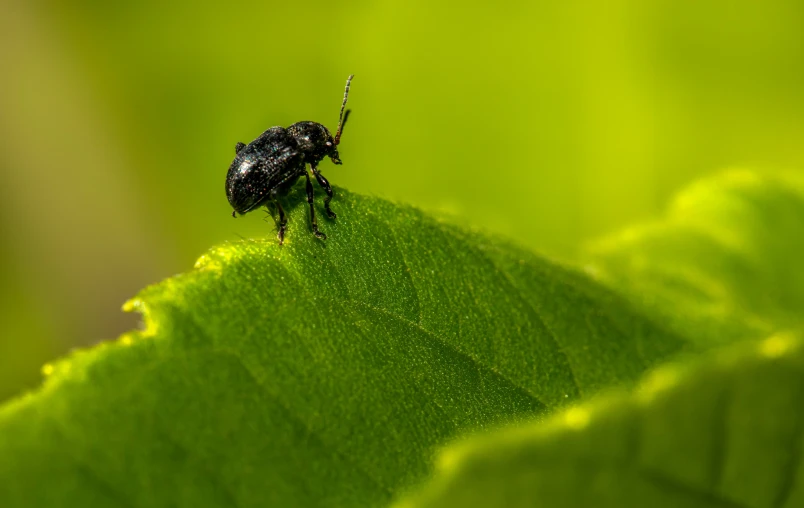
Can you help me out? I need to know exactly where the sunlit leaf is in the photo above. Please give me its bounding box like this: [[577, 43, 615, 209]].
[[394, 333, 804, 508], [0, 187, 684, 507], [588, 170, 804, 344], [396, 170, 804, 508]]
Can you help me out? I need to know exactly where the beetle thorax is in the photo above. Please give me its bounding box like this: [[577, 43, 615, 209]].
[[286, 121, 336, 165]]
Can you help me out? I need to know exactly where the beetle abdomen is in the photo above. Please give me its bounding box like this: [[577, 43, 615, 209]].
[[226, 127, 304, 213]]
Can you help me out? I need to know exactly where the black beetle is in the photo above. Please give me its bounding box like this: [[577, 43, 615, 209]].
[[226, 75, 354, 244]]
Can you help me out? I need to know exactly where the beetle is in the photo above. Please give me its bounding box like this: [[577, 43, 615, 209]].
[[226, 75, 354, 244]]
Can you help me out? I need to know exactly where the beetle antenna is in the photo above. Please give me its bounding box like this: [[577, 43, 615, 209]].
[[334, 74, 354, 145]]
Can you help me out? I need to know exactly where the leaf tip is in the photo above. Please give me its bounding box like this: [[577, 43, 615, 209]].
[[37, 357, 74, 384], [122, 297, 159, 339], [194, 253, 223, 272], [194, 244, 246, 272], [121, 297, 140, 313]]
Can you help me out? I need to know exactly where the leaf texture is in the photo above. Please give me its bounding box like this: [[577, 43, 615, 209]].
[[394, 333, 804, 508], [0, 187, 684, 507], [588, 170, 804, 344], [397, 170, 804, 508]]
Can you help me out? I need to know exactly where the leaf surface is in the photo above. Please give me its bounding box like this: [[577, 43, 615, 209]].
[[0, 187, 684, 507], [394, 333, 804, 508], [588, 170, 804, 343], [397, 170, 804, 508]]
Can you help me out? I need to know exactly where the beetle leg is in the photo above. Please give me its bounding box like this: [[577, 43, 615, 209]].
[[311, 164, 336, 219], [304, 172, 327, 240], [270, 199, 287, 245]]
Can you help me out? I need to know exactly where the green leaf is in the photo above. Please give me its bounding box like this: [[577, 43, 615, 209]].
[[0, 187, 686, 507], [394, 170, 804, 508], [393, 333, 804, 508], [588, 170, 804, 344]]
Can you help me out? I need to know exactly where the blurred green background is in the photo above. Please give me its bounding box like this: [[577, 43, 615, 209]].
[[1, 0, 803, 402]]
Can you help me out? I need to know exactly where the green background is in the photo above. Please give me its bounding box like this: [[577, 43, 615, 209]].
[[1, 0, 803, 402]]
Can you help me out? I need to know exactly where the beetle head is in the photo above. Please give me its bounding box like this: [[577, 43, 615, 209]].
[[286, 76, 353, 167], [325, 138, 342, 165], [287, 121, 336, 165]]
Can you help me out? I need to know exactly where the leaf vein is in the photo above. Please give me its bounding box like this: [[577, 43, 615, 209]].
[[639, 466, 751, 508], [214, 348, 394, 498], [349, 300, 550, 410], [277, 242, 551, 413], [470, 244, 584, 399], [385, 218, 424, 325]]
